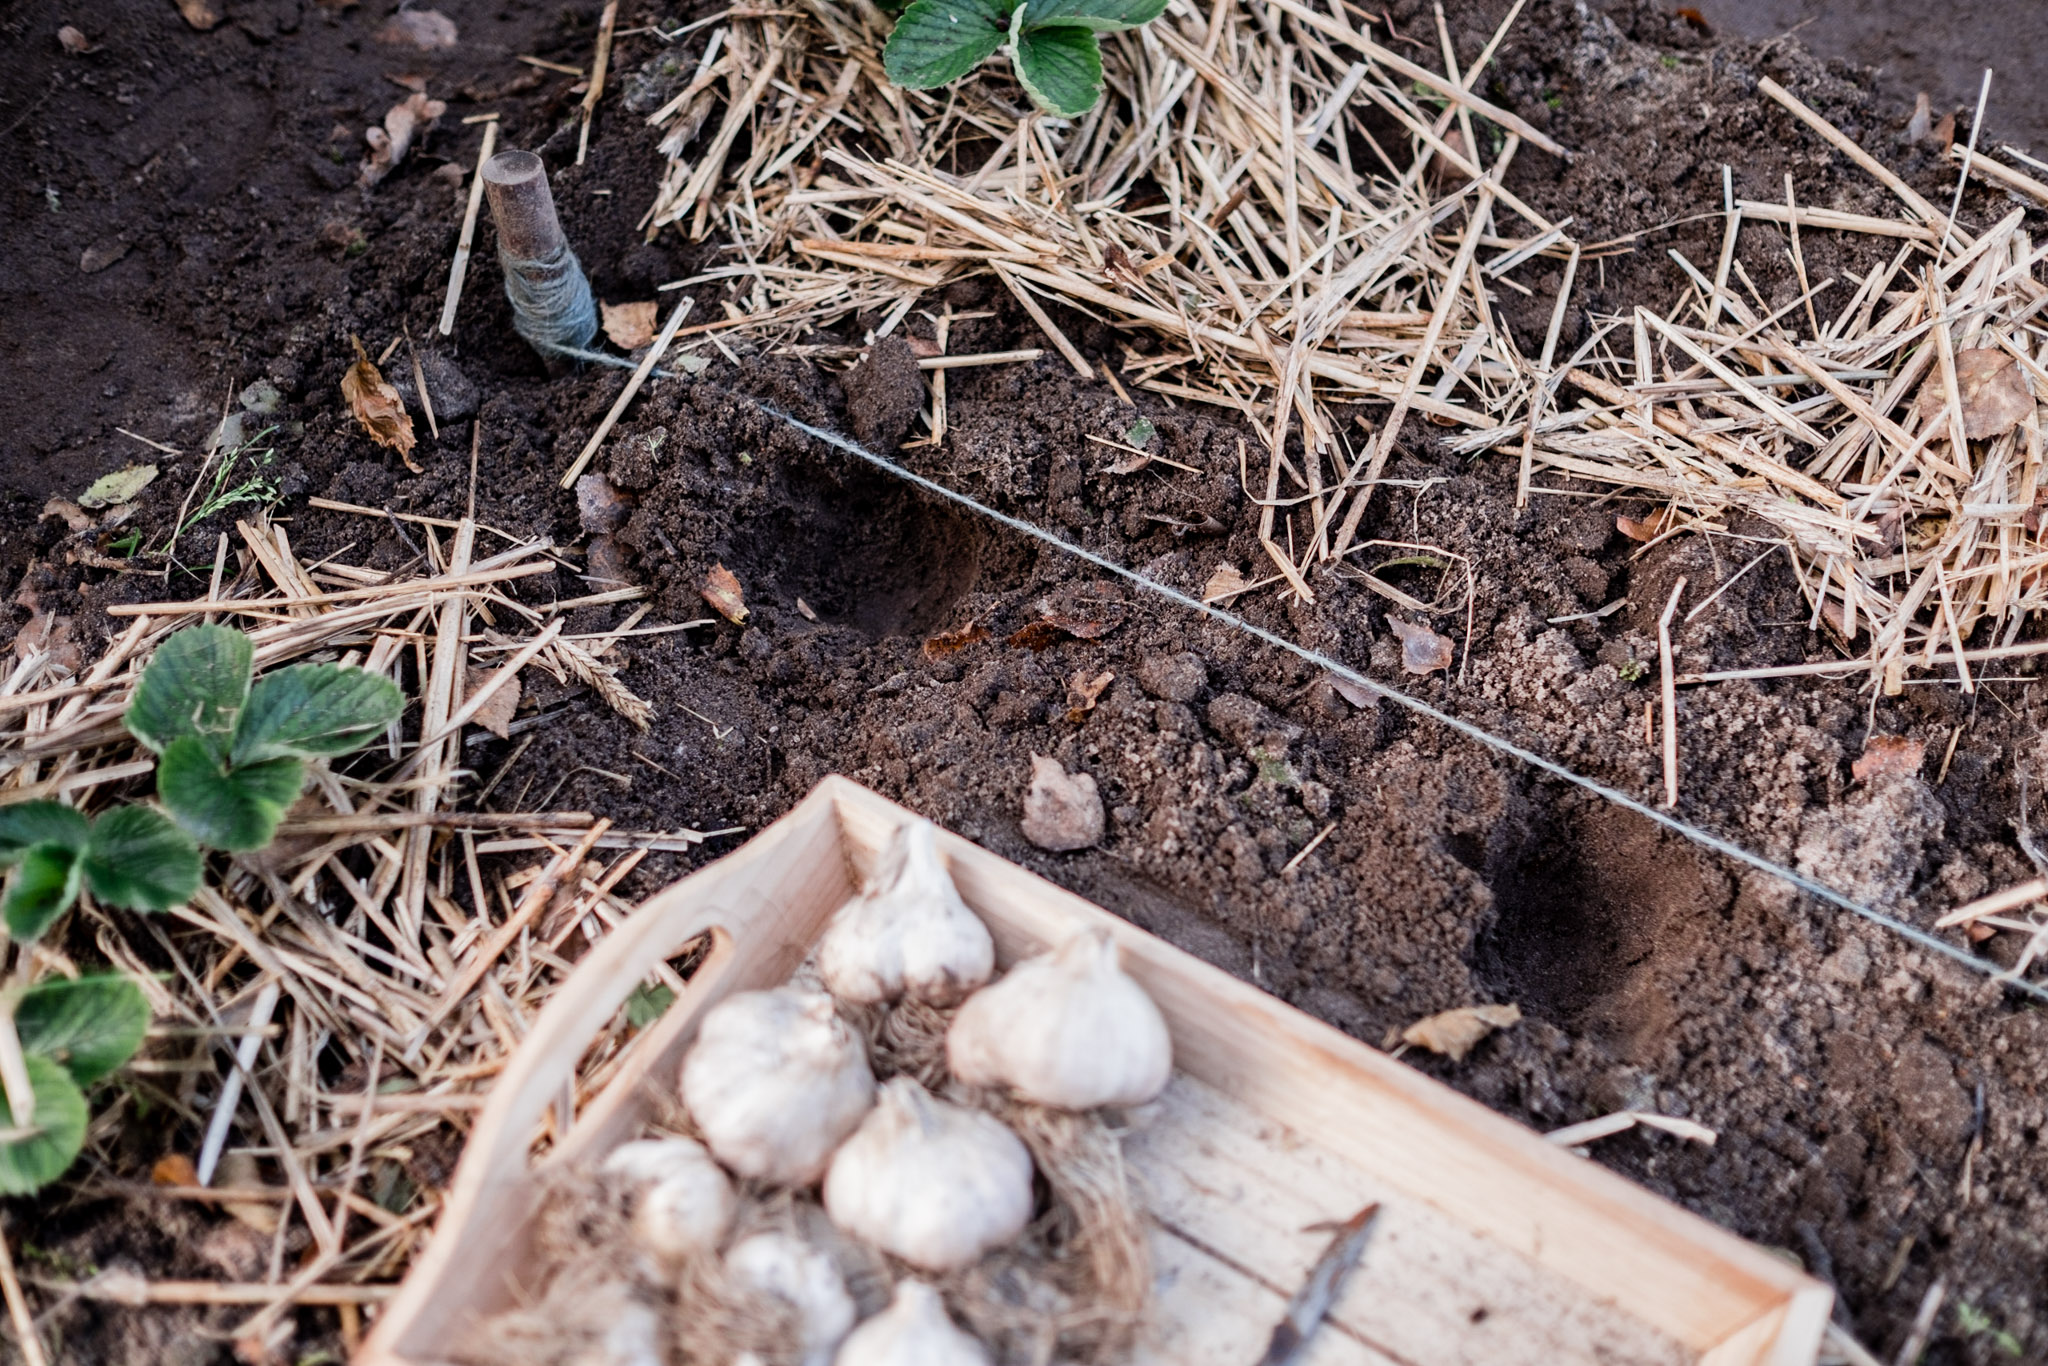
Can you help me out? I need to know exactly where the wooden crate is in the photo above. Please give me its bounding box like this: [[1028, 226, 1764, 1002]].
[[359, 776, 1829, 1366]]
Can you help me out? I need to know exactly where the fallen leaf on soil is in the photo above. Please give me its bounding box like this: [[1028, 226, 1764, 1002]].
[[602, 300, 660, 351], [1020, 755, 1104, 852], [79, 237, 129, 273], [1005, 622, 1064, 651], [1916, 348, 2035, 440], [701, 564, 748, 624], [1673, 6, 1710, 35], [463, 667, 521, 740], [1203, 563, 1249, 605], [1327, 673, 1377, 709], [78, 463, 157, 509], [1035, 584, 1127, 638], [360, 91, 447, 188], [1400, 1003, 1521, 1062], [1854, 734, 1926, 783], [1388, 618, 1454, 674], [215, 1151, 280, 1234], [40, 498, 91, 532], [922, 621, 989, 660], [1104, 449, 1154, 475], [15, 613, 79, 672], [151, 1153, 198, 1186], [906, 336, 942, 358], [341, 336, 419, 469], [1934, 110, 1956, 152], [1615, 506, 1675, 542], [376, 8, 457, 48], [1065, 669, 1114, 721], [57, 25, 91, 52], [1904, 90, 1932, 144], [172, 0, 220, 30], [574, 473, 632, 535]]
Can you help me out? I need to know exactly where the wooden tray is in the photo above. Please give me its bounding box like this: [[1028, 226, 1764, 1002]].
[[359, 776, 1829, 1366]]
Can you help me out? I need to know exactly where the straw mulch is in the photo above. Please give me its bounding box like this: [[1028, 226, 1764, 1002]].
[[0, 508, 724, 1357], [637, 0, 1579, 594]]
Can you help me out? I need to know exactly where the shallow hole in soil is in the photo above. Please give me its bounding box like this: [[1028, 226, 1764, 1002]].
[[1472, 803, 1728, 1049], [725, 463, 984, 638]]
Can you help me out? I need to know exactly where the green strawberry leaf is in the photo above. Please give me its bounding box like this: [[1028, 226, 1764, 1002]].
[[158, 736, 303, 852], [885, 0, 1015, 89], [1012, 23, 1102, 117], [82, 806, 202, 912], [0, 802, 89, 866], [0, 1055, 89, 1195], [127, 624, 253, 763], [232, 664, 404, 765], [4, 844, 82, 943], [1017, 0, 1166, 32], [18, 974, 152, 1087]]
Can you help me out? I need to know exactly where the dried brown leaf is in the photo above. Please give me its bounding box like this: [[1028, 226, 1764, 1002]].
[[1400, 1003, 1521, 1062], [601, 300, 660, 351], [40, 498, 91, 532], [1065, 668, 1114, 721], [464, 666, 522, 740], [1916, 348, 2033, 440], [574, 473, 632, 535], [151, 1154, 198, 1186], [922, 622, 989, 660], [1853, 734, 1926, 783], [1327, 673, 1377, 709], [172, 0, 220, 30], [342, 337, 419, 468], [1615, 506, 1675, 543], [360, 91, 446, 188], [1203, 563, 1249, 605], [215, 1152, 281, 1234], [701, 563, 748, 624], [1005, 622, 1064, 652], [1388, 618, 1453, 675]]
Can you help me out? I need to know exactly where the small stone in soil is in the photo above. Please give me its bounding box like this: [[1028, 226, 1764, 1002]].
[[1021, 756, 1104, 852], [388, 352, 478, 421], [838, 334, 924, 452], [1136, 651, 1206, 702], [576, 473, 633, 535]]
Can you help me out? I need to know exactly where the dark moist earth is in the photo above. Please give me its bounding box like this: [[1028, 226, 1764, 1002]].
[[4, 0, 2048, 1360]]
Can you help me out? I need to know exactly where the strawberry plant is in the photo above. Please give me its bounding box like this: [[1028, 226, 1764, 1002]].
[[127, 623, 404, 852], [883, 0, 1169, 118]]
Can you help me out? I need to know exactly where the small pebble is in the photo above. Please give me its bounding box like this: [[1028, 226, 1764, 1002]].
[[1021, 756, 1103, 852], [1136, 651, 1206, 703]]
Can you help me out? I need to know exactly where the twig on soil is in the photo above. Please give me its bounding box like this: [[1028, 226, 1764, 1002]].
[[559, 295, 693, 488], [577, 0, 619, 167], [0, 1218, 48, 1366], [439, 117, 499, 336], [1658, 578, 1686, 808]]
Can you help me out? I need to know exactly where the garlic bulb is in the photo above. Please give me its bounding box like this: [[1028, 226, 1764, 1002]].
[[601, 1137, 736, 1261], [725, 1230, 857, 1366], [567, 1283, 665, 1366], [822, 1078, 1033, 1273], [818, 819, 994, 1007], [946, 928, 1171, 1110], [681, 987, 876, 1186], [835, 1280, 990, 1366]]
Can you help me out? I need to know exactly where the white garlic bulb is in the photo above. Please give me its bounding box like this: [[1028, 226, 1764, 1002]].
[[835, 1280, 990, 1366], [601, 1137, 736, 1261], [818, 820, 995, 1007], [681, 987, 876, 1187], [946, 929, 1171, 1110], [567, 1283, 665, 1366], [725, 1230, 857, 1366], [822, 1078, 1033, 1273]]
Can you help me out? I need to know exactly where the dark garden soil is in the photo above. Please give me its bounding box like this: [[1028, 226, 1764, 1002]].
[[4, 0, 2048, 1360]]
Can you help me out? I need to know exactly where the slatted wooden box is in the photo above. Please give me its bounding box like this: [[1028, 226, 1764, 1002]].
[[360, 776, 1828, 1365]]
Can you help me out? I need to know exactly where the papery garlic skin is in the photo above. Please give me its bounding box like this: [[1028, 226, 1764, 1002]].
[[681, 988, 876, 1186], [818, 819, 994, 1007], [834, 1280, 990, 1366], [601, 1137, 736, 1261], [946, 928, 1171, 1110], [568, 1283, 665, 1366], [822, 1078, 1033, 1273], [725, 1230, 857, 1366]]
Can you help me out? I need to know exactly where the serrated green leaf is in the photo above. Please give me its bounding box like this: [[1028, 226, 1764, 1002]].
[[0, 1056, 89, 1195], [127, 624, 252, 763], [233, 664, 404, 765], [4, 844, 82, 943], [0, 802, 89, 866], [158, 736, 302, 852], [884, 0, 1013, 89], [1018, 0, 1165, 32], [1012, 23, 1101, 117], [81, 806, 201, 912], [18, 974, 152, 1086]]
